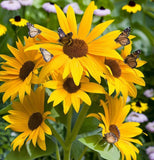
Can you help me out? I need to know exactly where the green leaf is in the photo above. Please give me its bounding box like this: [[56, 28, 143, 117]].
[[71, 140, 85, 160], [5, 137, 56, 160], [79, 135, 120, 160], [0, 104, 12, 115], [5, 146, 31, 160], [26, 136, 56, 159]]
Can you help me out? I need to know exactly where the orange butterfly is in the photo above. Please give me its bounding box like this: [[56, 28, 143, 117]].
[[58, 28, 73, 45], [124, 49, 141, 68], [115, 27, 131, 46], [105, 124, 120, 144]]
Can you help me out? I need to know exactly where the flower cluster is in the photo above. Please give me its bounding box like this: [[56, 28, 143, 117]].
[[0, 1, 148, 160]]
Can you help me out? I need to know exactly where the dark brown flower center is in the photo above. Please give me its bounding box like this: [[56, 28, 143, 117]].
[[105, 124, 120, 144], [105, 59, 121, 78], [28, 112, 43, 130], [19, 61, 35, 81], [49, 2, 54, 5], [63, 78, 81, 93], [100, 6, 105, 10], [14, 16, 21, 22], [63, 39, 88, 58], [136, 101, 141, 107], [128, 1, 136, 6]]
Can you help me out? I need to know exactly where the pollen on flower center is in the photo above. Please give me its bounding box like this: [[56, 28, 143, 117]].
[[63, 78, 81, 93], [128, 1, 136, 6], [28, 112, 43, 130], [14, 16, 21, 22], [19, 61, 35, 81], [105, 59, 121, 78], [63, 39, 88, 58]]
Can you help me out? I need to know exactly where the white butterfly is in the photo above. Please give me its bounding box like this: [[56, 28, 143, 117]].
[[27, 23, 41, 38], [40, 48, 53, 62]]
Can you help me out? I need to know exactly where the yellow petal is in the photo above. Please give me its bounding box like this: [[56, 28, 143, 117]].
[[78, 2, 96, 39], [76, 90, 91, 105], [71, 93, 80, 113], [67, 6, 77, 38], [63, 94, 71, 114], [85, 20, 114, 44], [55, 4, 70, 33], [70, 58, 83, 86]]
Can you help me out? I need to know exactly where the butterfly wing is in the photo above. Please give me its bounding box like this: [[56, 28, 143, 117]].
[[27, 23, 41, 38], [124, 55, 137, 68], [40, 48, 53, 62], [132, 49, 141, 59], [115, 27, 131, 46]]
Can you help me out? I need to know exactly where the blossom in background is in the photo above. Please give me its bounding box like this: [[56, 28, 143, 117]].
[[42, 2, 56, 13], [26, 2, 126, 86], [144, 89, 154, 100], [146, 121, 154, 133], [63, 2, 83, 15], [126, 111, 148, 123], [130, 101, 148, 113], [122, 1, 142, 13], [3, 87, 55, 151], [44, 72, 106, 114], [18, 0, 33, 6], [89, 96, 143, 160], [94, 6, 111, 16], [0, 37, 45, 103], [1, 0, 21, 10], [0, 24, 7, 36], [126, 96, 131, 103], [9, 16, 28, 27], [146, 146, 154, 160]]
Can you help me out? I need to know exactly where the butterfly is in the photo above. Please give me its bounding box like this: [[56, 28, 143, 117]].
[[115, 27, 131, 46], [40, 48, 53, 62], [105, 125, 120, 144], [124, 49, 141, 68], [58, 27, 73, 45], [27, 23, 41, 38]]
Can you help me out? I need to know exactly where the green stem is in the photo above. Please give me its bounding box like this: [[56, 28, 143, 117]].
[[66, 104, 89, 143], [63, 146, 72, 160], [78, 146, 88, 160], [65, 107, 73, 142], [47, 121, 65, 149], [56, 142, 61, 160], [63, 104, 89, 160]]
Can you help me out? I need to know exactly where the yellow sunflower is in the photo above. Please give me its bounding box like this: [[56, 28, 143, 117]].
[[3, 87, 55, 151], [9, 16, 28, 27], [0, 37, 45, 103], [43, 72, 106, 114], [0, 24, 7, 36], [131, 101, 148, 113], [89, 96, 143, 160], [93, 42, 146, 102], [26, 1, 129, 86], [122, 1, 142, 13]]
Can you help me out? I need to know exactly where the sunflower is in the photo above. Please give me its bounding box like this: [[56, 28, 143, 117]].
[[0, 37, 45, 103], [94, 42, 146, 102], [122, 1, 142, 13], [43, 72, 106, 114], [0, 24, 7, 36], [89, 96, 143, 160], [3, 87, 55, 151], [26, 1, 129, 86], [9, 16, 28, 27], [131, 101, 148, 113]]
